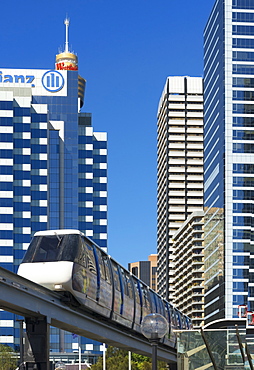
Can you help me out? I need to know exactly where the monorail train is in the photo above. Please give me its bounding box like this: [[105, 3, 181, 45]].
[[17, 229, 192, 348]]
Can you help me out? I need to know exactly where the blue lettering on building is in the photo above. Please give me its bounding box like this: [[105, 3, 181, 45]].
[[0, 72, 35, 87]]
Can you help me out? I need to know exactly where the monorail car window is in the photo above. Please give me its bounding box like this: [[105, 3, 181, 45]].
[[170, 306, 177, 328], [81, 239, 97, 275], [126, 275, 134, 299], [151, 292, 164, 315], [95, 247, 111, 283], [140, 284, 151, 312], [22, 234, 79, 263], [164, 302, 171, 323], [157, 295, 165, 316], [119, 268, 134, 299], [102, 255, 112, 284], [149, 291, 157, 313], [175, 310, 182, 329], [94, 247, 106, 280], [132, 277, 141, 305], [111, 262, 121, 292]]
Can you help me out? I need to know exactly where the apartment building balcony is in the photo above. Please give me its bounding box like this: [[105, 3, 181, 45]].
[[186, 95, 203, 102], [187, 176, 203, 182], [186, 104, 203, 110], [187, 199, 203, 205], [168, 111, 185, 118], [187, 111, 203, 118], [168, 103, 185, 110], [168, 95, 185, 102], [168, 135, 185, 141], [168, 150, 186, 157], [169, 198, 185, 204], [168, 119, 185, 125], [187, 159, 203, 165], [168, 174, 186, 181], [186, 150, 203, 157], [187, 143, 203, 150]]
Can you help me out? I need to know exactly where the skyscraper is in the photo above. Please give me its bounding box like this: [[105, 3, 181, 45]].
[[0, 20, 107, 355], [157, 76, 204, 301], [203, 0, 254, 325], [128, 254, 157, 291], [172, 211, 204, 328]]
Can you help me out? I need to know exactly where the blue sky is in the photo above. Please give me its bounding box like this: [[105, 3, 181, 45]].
[[1, 0, 214, 268]]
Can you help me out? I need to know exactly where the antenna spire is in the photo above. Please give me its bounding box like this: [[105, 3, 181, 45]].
[[55, 18, 78, 72], [64, 17, 70, 53]]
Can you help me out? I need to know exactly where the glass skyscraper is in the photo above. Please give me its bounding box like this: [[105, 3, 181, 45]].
[[0, 22, 107, 357], [204, 0, 254, 324]]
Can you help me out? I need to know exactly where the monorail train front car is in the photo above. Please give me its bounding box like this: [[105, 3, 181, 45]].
[[17, 229, 191, 347]]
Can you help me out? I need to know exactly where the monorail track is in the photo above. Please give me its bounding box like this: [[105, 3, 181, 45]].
[[0, 266, 177, 363]]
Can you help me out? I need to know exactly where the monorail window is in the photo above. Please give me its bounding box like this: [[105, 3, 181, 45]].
[[95, 248, 106, 280], [132, 278, 141, 305], [80, 239, 97, 275], [95, 247, 111, 284], [126, 275, 134, 299], [157, 296, 165, 316], [22, 234, 79, 263], [149, 291, 157, 312], [170, 307, 177, 327], [119, 268, 134, 299], [102, 255, 112, 284], [140, 284, 151, 311], [164, 302, 171, 323], [111, 262, 121, 292]]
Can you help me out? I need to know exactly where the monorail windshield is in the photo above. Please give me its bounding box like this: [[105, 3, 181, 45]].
[[22, 234, 80, 263]]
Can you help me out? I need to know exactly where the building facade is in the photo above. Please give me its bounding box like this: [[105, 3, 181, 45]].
[[173, 211, 204, 328], [157, 76, 204, 301], [128, 254, 157, 291], [0, 22, 107, 357], [203, 0, 254, 324]]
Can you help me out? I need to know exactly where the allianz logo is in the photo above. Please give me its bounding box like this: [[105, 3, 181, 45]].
[[0, 70, 65, 92], [41, 70, 64, 92]]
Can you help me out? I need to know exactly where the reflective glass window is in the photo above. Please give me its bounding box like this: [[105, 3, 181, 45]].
[[233, 25, 254, 35], [233, 163, 254, 173], [233, 51, 254, 61], [233, 255, 249, 265], [233, 90, 254, 101], [233, 268, 249, 278], [233, 64, 254, 74], [233, 0, 254, 9], [233, 12, 254, 21], [233, 143, 254, 153], [233, 295, 248, 305]]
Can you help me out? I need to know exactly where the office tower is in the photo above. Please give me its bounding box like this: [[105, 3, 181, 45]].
[[172, 211, 204, 328], [0, 20, 107, 357], [157, 76, 204, 301], [128, 254, 157, 291], [203, 0, 254, 325]]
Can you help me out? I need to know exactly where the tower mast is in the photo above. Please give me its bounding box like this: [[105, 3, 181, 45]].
[[64, 18, 70, 53]]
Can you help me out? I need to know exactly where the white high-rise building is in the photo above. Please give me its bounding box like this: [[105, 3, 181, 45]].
[[157, 76, 204, 300]]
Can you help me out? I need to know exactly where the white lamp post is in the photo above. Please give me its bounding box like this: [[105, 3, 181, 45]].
[[141, 313, 169, 370]]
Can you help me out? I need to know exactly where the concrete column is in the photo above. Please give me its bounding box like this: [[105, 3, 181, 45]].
[[24, 317, 50, 370]]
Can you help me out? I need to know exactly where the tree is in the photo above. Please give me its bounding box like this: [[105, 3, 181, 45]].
[[0, 344, 17, 370], [90, 346, 168, 370]]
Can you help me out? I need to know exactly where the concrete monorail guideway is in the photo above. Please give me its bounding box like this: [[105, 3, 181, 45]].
[[0, 266, 177, 369]]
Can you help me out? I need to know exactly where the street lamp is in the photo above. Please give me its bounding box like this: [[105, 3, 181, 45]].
[[141, 313, 169, 370], [55, 362, 66, 370]]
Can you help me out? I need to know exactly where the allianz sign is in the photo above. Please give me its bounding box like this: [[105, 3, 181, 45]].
[[0, 72, 35, 85], [0, 70, 65, 92]]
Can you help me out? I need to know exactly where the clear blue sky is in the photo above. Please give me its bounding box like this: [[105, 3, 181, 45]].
[[1, 0, 214, 268]]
